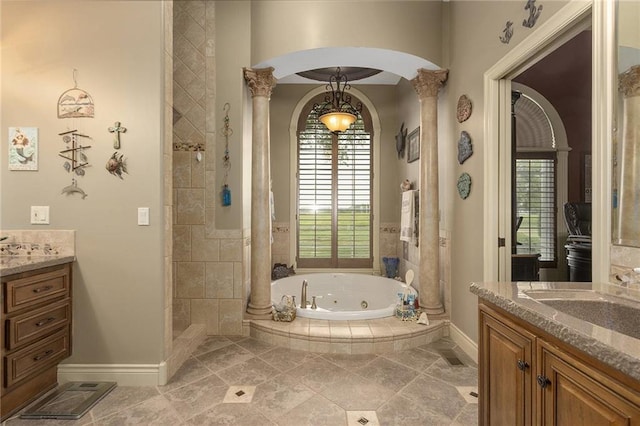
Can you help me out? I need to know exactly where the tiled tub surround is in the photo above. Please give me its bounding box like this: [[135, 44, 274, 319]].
[[0, 230, 75, 276], [249, 316, 449, 354], [470, 281, 640, 382]]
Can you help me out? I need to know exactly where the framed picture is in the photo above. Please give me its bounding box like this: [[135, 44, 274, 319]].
[[407, 127, 420, 163], [8, 127, 38, 171]]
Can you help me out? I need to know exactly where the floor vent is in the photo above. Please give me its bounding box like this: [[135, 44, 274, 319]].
[[439, 348, 465, 366], [20, 382, 116, 420], [357, 417, 370, 425]]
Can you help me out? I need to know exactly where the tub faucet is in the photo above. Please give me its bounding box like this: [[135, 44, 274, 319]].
[[300, 280, 308, 309]]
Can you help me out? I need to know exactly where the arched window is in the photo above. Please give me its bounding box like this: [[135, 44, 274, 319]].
[[514, 92, 558, 267], [296, 94, 373, 269]]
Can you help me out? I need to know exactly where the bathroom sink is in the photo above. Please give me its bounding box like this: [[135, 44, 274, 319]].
[[522, 289, 640, 340]]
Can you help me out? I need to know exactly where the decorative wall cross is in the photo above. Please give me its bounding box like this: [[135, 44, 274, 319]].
[[108, 121, 127, 149]]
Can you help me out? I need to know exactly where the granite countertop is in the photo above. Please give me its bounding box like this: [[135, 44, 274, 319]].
[[470, 281, 640, 382], [0, 255, 76, 277]]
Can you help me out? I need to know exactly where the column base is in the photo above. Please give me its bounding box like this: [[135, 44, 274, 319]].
[[246, 303, 273, 319], [421, 304, 445, 316]]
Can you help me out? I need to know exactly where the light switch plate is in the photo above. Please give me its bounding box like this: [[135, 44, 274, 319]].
[[137, 207, 150, 226], [30, 206, 50, 224]]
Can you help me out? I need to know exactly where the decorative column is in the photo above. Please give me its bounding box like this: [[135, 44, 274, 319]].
[[617, 65, 640, 243], [412, 68, 448, 315], [243, 67, 277, 318]]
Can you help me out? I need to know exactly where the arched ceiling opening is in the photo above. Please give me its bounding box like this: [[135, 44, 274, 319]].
[[253, 47, 440, 85]]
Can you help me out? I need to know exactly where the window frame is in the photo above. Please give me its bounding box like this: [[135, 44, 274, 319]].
[[295, 94, 373, 269], [515, 151, 558, 268]]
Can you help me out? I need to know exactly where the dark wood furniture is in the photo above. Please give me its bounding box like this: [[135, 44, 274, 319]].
[[512, 252, 540, 281], [1, 262, 73, 420]]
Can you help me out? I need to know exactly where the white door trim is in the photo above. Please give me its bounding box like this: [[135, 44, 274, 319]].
[[482, 1, 607, 282]]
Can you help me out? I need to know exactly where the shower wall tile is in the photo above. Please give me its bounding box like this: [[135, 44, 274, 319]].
[[219, 299, 243, 335], [173, 298, 191, 335], [191, 299, 219, 335], [173, 33, 205, 76], [205, 262, 234, 299], [172, 189, 178, 224], [173, 225, 191, 261], [204, 131, 217, 171], [271, 223, 290, 265], [191, 151, 205, 187], [165, 304, 173, 355], [181, 0, 206, 28], [173, 118, 204, 151], [172, 2, 249, 345], [220, 238, 242, 262], [176, 188, 205, 224], [234, 261, 243, 299], [165, 255, 173, 309], [176, 262, 205, 298], [191, 225, 220, 261], [164, 153, 173, 206]]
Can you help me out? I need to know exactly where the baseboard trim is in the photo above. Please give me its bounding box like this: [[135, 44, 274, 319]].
[[58, 362, 167, 387], [449, 322, 478, 364]]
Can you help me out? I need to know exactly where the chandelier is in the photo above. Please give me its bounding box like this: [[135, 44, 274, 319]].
[[314, 67, 362, 134]]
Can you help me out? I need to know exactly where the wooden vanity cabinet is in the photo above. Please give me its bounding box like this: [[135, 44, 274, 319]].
[[480, 303, 535, 426], [479, 302, 640, 426], [1, 262, 73, 420]]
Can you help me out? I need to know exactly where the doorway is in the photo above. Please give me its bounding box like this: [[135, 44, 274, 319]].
[[482, 1, 615, 283]]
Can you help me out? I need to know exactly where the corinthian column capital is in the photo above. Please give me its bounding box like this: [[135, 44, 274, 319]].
[[619, 65, 640, 98], [412, 68, 449, 99], [243, 67, 277, 98]]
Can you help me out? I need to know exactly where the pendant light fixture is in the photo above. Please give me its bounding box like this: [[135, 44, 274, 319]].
[[314, 67, 362, 134]]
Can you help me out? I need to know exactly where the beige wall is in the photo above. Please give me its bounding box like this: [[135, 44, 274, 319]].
[[619, 0, 639, 49], [250, 1, 443, 67], [0, 1, 166, 364], [2, 1, 602, 372], [446, 1, 570, 341]]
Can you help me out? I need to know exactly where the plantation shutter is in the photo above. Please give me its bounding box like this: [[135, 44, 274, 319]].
[[337, 119, 371, 260], [298, 110, 333, 261], [515, 153, 557, 266], [297, 106, 372, 268]]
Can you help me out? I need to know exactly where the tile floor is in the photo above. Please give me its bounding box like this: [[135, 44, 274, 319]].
[[3, 336, 478, 426]]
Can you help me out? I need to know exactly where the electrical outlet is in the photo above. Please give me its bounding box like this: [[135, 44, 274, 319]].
[[30, 206, 50, 225], [137, 207, 150, 226]]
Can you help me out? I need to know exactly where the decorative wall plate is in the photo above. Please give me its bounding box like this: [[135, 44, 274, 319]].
[[395, 122, 407, 158], [456, 95, 472, 123], [457, 131, 473, 164], [457, 172, 472, 199]]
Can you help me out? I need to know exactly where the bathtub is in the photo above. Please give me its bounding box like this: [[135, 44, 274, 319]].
[[271, 273, 416, 320]]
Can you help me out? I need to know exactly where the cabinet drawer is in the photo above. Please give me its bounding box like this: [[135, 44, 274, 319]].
[[4, 329, 70, 388], [4, 264, 70, 313], [5, 299, 71, 350]]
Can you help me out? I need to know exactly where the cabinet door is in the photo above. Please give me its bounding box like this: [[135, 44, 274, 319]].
[[480, 304, 536, 426], [537, 340, 640, 425]]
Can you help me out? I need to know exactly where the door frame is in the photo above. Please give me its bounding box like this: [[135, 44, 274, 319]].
[[483, 0, 615, 282]]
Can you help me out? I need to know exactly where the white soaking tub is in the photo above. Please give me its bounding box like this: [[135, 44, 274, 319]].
[[271, 273, 416, 320]]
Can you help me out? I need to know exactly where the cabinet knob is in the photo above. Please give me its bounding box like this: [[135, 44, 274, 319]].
[[517, 359, 529, 371], [536, 374, 550, 389]]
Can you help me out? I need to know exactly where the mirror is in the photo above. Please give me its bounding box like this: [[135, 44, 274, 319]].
[[612, 1, 640, 246]]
